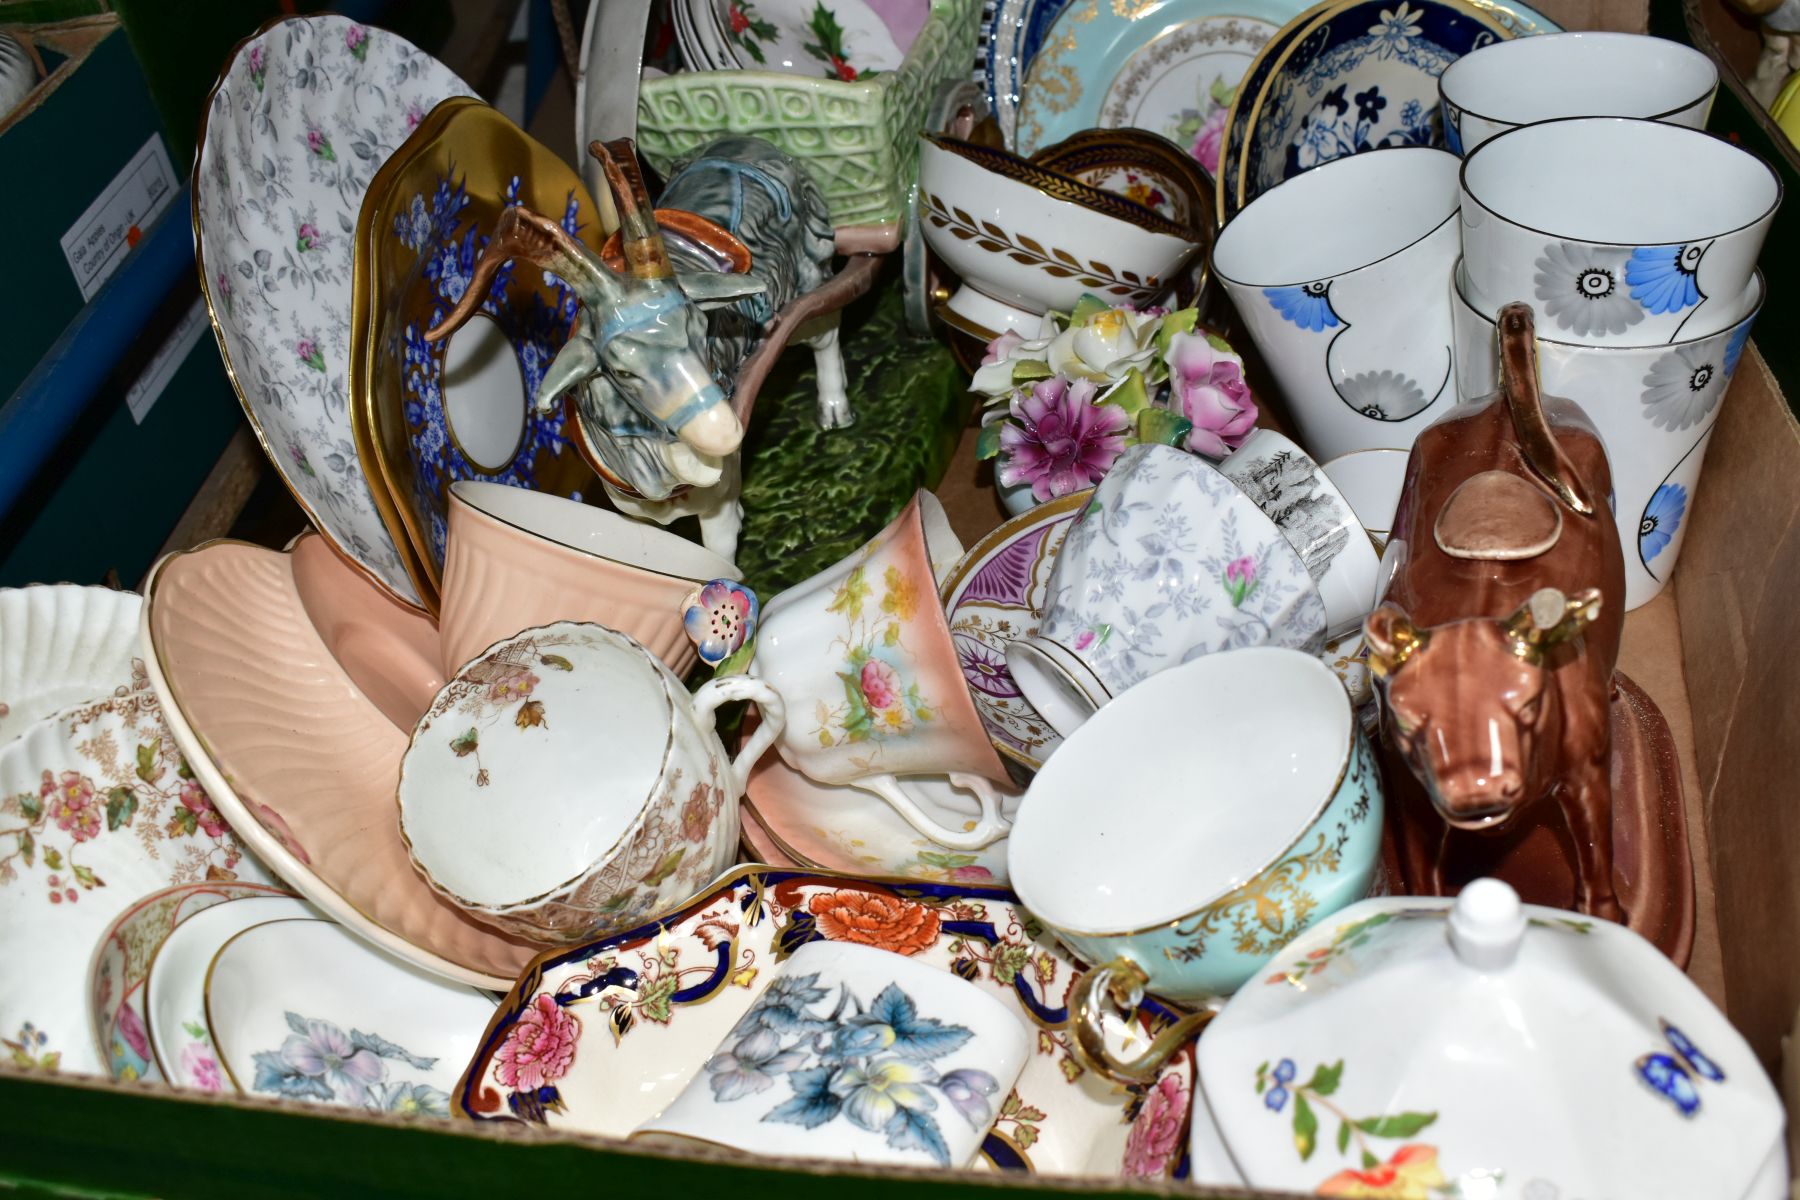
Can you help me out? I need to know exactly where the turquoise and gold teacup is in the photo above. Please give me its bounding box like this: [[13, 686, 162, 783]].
[[1006, 646, 1383, 1081]]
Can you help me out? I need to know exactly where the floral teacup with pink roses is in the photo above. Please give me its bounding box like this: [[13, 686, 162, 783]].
[[397, 621, 786, 945], [751, 492, 1024, 851]]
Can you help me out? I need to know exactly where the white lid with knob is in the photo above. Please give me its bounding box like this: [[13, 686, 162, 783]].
[[1191, 884, 1787, 1200]]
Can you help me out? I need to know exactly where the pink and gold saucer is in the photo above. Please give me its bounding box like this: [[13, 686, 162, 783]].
[[142, 534, 539, 989]]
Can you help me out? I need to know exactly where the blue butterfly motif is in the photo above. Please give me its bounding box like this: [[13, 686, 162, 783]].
[[1636, 1018, 1725, 1117]]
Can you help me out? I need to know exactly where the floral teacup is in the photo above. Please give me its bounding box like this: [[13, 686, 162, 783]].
[[1006, 444, 1326, 739], [1007, 646, 1384, 1082], [752, 493, 1021, 851], [633, 939, 1031, 1168], [398, 621, 785, 944]]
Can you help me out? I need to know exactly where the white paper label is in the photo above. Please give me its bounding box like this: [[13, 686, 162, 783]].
[[126, 299, 209, 425], [60, 135, 179, 301]]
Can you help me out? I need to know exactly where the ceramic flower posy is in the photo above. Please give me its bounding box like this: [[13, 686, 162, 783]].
[[970, 296, 1258, 504], [684, 580, 760, 671]]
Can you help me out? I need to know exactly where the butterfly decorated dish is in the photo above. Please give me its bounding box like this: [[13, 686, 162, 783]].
[[1185, 883, 1785, 1198]]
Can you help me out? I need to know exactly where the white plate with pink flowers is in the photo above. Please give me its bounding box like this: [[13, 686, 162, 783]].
[[457, 866, 1202, 1181], [0, 674, 273, 1078]]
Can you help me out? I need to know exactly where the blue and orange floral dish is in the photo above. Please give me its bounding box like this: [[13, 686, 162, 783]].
[[457, 866, 1207, 1181], [351, 96, 609, 611], [1187, 881, 1785, 1198], [195, 15, 478, 608], [1232, 0, 1516, 216]]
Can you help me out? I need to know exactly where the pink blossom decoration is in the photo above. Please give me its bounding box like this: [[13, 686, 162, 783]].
[[859, 659, 902, 712], [1165, 331, 1257, 458], [981, 329, 1025, 366], [345, 24, 370, 60], [1224, 555, 1259, 607], [1122, 1072, 1190, 1178], [296, 222, 321, 252], [44, 771, 100, 842], [683, 580, 759, 667], [180, 780, 228, 839], [950, 864, 995, 883], [116, 1002, 150, 1062], [183, 1042, 226, 1094], [1190, 106, 1229, 176], [496, 994, 581, 1090], [998, 376, 1129, 502]]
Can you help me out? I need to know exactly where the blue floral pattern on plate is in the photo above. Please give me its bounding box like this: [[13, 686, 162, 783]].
[[395, 169, 583, 566], [1241, 0, 1511, 207], [702, 972, 1000, 1165], [251, 1011, 450, 1115]]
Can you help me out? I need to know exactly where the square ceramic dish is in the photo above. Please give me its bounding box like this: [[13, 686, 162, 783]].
[[636, 0, 982, 242]]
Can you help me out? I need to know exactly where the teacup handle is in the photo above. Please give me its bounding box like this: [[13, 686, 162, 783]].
[[692, 676, 787, 795], [853, 772, 1013, 851], [1067, 957, 1221, 1085]]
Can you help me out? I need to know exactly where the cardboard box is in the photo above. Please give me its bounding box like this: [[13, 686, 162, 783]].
[[2, 0, 1797, 1194]]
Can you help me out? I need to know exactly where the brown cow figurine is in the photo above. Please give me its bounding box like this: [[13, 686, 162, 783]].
[[1364, 303, 1626, 922]]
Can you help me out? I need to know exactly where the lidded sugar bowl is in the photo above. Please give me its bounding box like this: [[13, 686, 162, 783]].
[[1187, 879, 1786, 1199]]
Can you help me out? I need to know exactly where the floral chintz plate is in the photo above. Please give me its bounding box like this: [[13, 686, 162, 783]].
[[0, 678, 273, 1077], [1235, 0, 1512, 212], [194, 15, 478, 609], [91, 881, 297, 1085], [351, 96, 607, 610], [0, 586, 144, 748], [459, 867, 1202, 1181], [937, 490, 1089, 771], [206, 917, 495, 1116]]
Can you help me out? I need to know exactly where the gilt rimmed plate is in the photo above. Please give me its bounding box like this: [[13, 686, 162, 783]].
[[938, 490, 1088, 771], [981, 0, 1076, 149], [352, 96, 607, 611], [1012, 0, 1309, 158], [206, 917, 494, 1114], [142, 893, 316, 1091], [458, 866, 1201, 1181], [142, 538, 541, 990], [742, 753, 1015, 883], [1234, 0, 1513, 212], [0, 688, 273, 1077], [91, 881, 298, 1084], [0, 586, 143, 748], [194, 14, 478, 609]]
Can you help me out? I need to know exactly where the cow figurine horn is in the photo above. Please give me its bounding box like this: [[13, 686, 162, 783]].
[[1500, 586, 1603, 663], [1364, 604, 1429, 680], [590, 138, 674, 281]]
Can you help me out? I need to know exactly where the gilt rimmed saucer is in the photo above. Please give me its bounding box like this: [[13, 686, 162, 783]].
[[1013, 0, 1309, 159], [0, 687, 273, 1077], [351, 97, 608, 611], [205, 917, 494, 1114], [937, 490, 1088, 771], [458, 866, 1201, 1180], [194, 15, 478, 609], [91, 881, 297, 1084], [143, 894, 316, 1091], [142, 536, 540, 990]]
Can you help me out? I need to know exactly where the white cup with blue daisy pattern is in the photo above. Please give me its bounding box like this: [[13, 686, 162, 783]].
[[1450, 260, 1764, 609], [1460, 117, 1779, 347], [1213, 147, 1464, 462], [632, 939, 1031, 1168]]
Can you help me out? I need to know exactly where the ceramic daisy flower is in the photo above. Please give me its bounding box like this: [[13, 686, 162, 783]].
[[1533, 241, 1645, 338], [1639, 344, 1725, 432]]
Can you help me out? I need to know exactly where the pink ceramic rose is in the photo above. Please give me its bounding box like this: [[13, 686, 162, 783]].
[[1165, 331, 1257, 458], [1122, 1072, 1190, 1178], [496, 994, 581, 1090]]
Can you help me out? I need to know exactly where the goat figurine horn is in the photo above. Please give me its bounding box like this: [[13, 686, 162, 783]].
[[424, 205, 611, 344], [589, 138, 674, 280]]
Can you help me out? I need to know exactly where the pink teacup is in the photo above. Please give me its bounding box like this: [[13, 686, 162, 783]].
[[439, 481, 740, 679]]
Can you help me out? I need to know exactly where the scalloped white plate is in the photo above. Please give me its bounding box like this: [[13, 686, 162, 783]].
[[0, 586, 143, 748]]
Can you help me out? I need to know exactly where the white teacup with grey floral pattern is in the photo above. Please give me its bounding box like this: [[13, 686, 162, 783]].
[[1218, 429, 1379, 640], [633, 939, 1031, 1168], [1006, 444, 1326, 739], [397, 621, 785, 944], [1460, 117, 1780, 346]]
